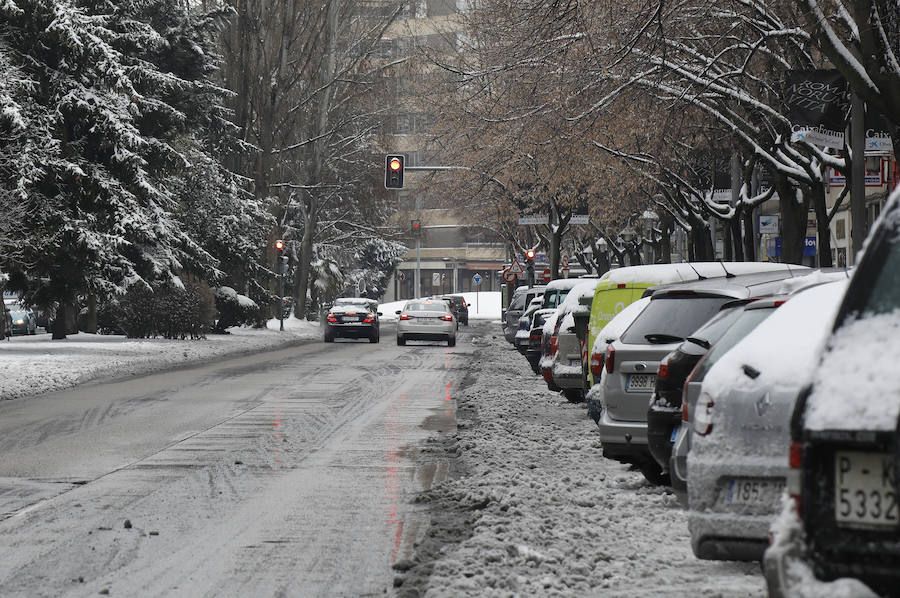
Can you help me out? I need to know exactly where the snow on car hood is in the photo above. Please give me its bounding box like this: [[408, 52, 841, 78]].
[[804, 307, 900, 432], [700, 281, 847, 403]]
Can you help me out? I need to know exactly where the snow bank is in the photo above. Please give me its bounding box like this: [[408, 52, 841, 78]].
[[0, 319, 321, 401], [396, 329, 765, 596]]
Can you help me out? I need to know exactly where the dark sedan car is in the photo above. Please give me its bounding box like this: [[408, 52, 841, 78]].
[[323, 300, 380, 343], [441, 295, 469, 326], [7, 303, 37, 335]]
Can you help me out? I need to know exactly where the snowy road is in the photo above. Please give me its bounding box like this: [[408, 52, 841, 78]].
[[0, 323, 466, 597]]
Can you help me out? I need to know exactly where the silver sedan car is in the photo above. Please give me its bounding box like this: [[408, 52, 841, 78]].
[[396, 299, 457, 347]]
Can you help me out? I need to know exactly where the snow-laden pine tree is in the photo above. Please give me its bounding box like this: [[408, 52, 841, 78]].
[[0, 0, 265, 338]]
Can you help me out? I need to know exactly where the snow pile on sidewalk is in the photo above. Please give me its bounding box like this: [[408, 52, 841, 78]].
[[397, 332, 765, 597], [0, 318, 320, 401]]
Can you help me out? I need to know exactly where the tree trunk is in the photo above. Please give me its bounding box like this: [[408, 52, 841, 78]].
[[809, 181, 833, 267], [778, 178, 809, 265], [743, 210, 756, 261], [83, 294, 97, 334], [730, 214, 744, 261]]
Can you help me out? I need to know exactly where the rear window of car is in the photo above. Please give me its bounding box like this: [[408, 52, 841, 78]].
[[691, 307, 776, 382], [620, 296, 734, 344], [857, 239, 900, 317], [542, 289, 571, 309], [406, 301, 449, 312]]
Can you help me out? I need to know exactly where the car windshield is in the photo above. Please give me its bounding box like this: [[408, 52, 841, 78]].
[[620, 296, 734, 344], [542, 289, 570, 309], [690, 307, 776, 382]]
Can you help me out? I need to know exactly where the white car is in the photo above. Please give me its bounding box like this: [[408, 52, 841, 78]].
[[396, 299, 456, 347], [687, 281, 847, 561]]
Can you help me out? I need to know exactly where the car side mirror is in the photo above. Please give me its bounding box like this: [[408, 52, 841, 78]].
[[395, 310, 401, 315], [377, 311, 383, 316]]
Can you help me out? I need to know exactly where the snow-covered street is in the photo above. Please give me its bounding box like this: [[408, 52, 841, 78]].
[[396, 324, 765, 597]]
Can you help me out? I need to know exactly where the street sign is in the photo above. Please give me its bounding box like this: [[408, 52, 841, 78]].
[[518, 214, 549, 225], [508, 258, 524, 275], [570, 214, 589, 224], [561, 254, 569, 267], [432, 272, 441, 286], [472, 273, 483, 286], [561, 266, 570, 279], [502, 269, 517, 284], [542, 268, 551, 283]]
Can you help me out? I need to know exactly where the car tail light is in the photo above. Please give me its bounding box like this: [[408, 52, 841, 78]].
[[657, 356, 670, 381], [441, 314, 453, 322], [682, 400, 688, 422], [788, 440, 803, 517], [399, 314, 412, 320], [590, 351, 604, 375], [363, 313, 375, 323], [693, 393, 714, 436], [327, 313, 338, 323], [529, 330, 542, 341], [605, 346, 615, 374]]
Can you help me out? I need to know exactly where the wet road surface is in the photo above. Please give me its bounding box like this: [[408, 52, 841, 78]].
[[0, 321, 471, 597]]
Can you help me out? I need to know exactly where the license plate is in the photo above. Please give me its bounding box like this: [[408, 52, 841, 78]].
[[725, 478, 785, 506], [834, 451, 899, 528], [670, 425, 679, 443], [626, 374, 655, 391]]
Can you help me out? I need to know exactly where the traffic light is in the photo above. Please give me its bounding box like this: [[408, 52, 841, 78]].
[[411, 219, 421, 236], [385, 154, 405, 189], [525, 249, 536, 286], [274, 239, 286, 274]]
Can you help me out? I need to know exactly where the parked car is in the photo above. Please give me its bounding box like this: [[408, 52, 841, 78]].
[[687, 281, 847, 562], [765, 191, 900, 597], [669, 270, 853, 491], [586, 296, 652, 424], [7, 302, 37, 335], [550, 280, 602, 402], [396, 298, 456, 347], [503, 285, 545, 343], [324, 299, 381, 343], [514, 297, 544, 354], [539, 278, 583, 311], [539, 310, 562, 392], [440, 295, 469, 326], [596, 272, 804, 484], [525, 308, 557, 374], [645, 304, 749, 482], [585, 262, 810, 388]]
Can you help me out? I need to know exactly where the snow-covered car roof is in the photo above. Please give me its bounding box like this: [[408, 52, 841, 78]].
[[590, 296, 651, 356], [699, 280, 848, 404], [557, 279, 602, 315], [544, 277, 588, 291], [335, 297, 377, 306], [598, 262, 809, 286]]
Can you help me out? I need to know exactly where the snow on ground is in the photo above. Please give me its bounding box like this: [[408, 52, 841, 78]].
[[396, 326, 765, 597], [380, 291, 501, 321], [0, 317, 321, 401]]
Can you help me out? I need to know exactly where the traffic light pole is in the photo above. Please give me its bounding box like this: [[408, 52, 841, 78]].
[[279, 273, 285, 331]]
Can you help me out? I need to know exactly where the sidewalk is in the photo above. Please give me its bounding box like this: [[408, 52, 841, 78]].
[[0, 318, 321, 401]]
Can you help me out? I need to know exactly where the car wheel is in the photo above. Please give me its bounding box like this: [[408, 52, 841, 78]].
[[562, 389, 584, 403], [638, 459, 671, 486], [324, 332, 334, 343], [447, 336, 456, 347], [397, 335, 405, 346], [370, 330, 379, 343]]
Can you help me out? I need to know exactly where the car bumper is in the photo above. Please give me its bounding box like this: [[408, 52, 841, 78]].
[[10, 324, 29, 335], [669, 425, 691, 491], [598, 411, 648, 461], [551, 362, 584, 389], [325, 323, 377, 338]]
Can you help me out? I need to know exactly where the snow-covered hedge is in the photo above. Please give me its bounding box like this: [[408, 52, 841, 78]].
[[112, 280, 215, 339], [212, 286, 261, 333]]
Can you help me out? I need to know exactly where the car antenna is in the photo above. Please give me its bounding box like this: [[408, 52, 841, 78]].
[[686, 262, 707, 280], [718, 260, 736, 278]]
